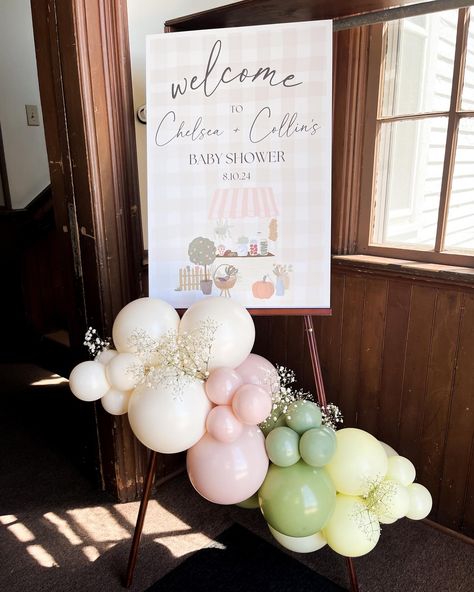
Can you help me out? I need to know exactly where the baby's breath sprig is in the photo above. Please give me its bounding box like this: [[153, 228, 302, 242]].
[[321, 403, 344, 430], [83, 327, 110, 358]]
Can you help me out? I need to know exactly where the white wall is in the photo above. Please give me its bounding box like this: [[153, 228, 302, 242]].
[[127, 0, 238, 248], [0, 0, 50, 209]]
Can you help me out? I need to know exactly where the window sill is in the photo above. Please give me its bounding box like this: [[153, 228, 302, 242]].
[[332, 254, 474, 288]]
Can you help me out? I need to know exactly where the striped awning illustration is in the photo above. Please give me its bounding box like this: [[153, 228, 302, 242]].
[[208, 187, 279, 219]]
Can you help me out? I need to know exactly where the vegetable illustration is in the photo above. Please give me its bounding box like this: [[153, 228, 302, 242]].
[[252, 275, 275, 299]]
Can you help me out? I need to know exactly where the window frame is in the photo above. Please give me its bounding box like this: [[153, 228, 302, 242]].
[[357, 6, 474, 267]]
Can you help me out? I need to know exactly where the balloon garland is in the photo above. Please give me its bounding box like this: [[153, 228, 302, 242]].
[[70, 297, 432, 559]]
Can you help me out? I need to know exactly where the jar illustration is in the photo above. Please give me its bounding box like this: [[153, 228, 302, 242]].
[[237, 236, 249, 257], [276, 277, 285, 296], [260, 239, 268, 257], [249, 238, 258, 256]]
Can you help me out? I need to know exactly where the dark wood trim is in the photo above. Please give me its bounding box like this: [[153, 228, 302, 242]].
[[31, 0, 146, 501], [0, 123, 12, 210]]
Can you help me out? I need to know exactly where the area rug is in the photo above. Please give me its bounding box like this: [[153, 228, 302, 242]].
[[146, 523, 345, 591]]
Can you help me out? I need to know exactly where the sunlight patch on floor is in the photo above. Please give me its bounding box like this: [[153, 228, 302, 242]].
[[66, 506, 130, 542], [44, 512, 82, 545], [26, 544, 59, 567], [155, 532, 226, 558], [30, 374, 68, 387], [7, 522, 35, 543]]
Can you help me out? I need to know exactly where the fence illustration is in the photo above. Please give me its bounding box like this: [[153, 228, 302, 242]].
[[177, 265, 207, 291]]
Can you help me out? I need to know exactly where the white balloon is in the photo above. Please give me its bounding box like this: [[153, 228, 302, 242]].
[[69, 361, 110, 401], [268, 525, 327, 553], [379, 441, 399, 458], [128, 377, 212, 453], [179, 297, 255, 371], [95, 349, 118, 365], [101, 388, 132, 415], [369, 479, 410, 524], [105, 352, 141, 391], [386, 456, 416, 487], [406, 483, 432, 520], [112, 297, 180, 353]]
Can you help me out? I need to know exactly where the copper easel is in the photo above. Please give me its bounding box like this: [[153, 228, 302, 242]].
[[124, 314, 359, 591]]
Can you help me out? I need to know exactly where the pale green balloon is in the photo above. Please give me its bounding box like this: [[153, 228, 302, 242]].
[[258, 460, 336, 537], [285, 400, 322, 434], [299, 427, 337, 467], [236, 493, 260, 509], [260, 411, 287, 436], [265, 426, 300, 467]]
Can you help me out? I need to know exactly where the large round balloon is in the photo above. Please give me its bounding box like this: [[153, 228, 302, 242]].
[[258, 460, 336, 537], [187, 425, 268, 505], [405, 483, 432, 520], [325, 428, 388, 496], [101, 388, 132, 416], [128, 377, 212, 453], [323, 494, 380, 557], [179, 298, 255, 371], [235, 353, 280, 396], [112, 297, 180, 354], [69, 360, 110, 401], [268, 524, 327, 553]]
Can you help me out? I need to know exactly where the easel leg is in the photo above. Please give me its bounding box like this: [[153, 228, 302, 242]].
[[124, 450, 158, 588], [304, 315, 360, 592]]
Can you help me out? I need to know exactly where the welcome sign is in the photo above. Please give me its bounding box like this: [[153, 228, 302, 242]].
[[147, 21, 332, 310]]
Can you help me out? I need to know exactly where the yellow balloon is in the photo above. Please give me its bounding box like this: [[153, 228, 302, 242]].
[[268, 524, 327, 553], [367, 479, 410, 524], [325, 428, 388, 496], [386, 456, 416, 487], [323, 494, 380, 557], [406, 483, 432, 520]]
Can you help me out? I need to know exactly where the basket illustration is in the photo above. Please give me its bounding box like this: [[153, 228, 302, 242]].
[[213, 264, 238, 297]]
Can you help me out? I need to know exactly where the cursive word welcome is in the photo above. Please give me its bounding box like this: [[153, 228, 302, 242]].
[[171, 39, 302, 99]]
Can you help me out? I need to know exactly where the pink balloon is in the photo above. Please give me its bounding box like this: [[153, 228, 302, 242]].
[[206, 405, 243, 443], [205, 367, 243, 405], [187, 425, 269, 504], [235, 353, 279, 395], [232, 384, 272, 425]]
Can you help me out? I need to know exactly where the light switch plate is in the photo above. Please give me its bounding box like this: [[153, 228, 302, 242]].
[[25, 104, 40, 126]]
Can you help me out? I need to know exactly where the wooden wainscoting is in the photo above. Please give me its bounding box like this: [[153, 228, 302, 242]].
[[254, 260, 474, 537]]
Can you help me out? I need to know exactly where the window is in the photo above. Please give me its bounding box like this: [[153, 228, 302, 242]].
[[359, 7, 474, 267]]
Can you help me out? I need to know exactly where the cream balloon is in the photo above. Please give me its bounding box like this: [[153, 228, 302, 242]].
[[386, 455, 416, 487], [268, 525, 327, 553], [179, 297, 255, 371], [369, 479, 410, 524], [112, 297, 180, 353], [323, 494, 380, 557], [128, 378, 212, 454], [105, 352, 141, 391], [95, 349, 118, 365], [325, 428, 388, 496], [69, 361, 110, 402], [405, 483, 432, 520], [379, 441, 398, 458], [101, 388, 132, 416]]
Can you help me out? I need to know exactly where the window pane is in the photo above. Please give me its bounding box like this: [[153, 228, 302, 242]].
[[381, 11, 458, 117], [461, 15, 474, 110], [444, 118, 474, 252], [372, 117, 448, 248]]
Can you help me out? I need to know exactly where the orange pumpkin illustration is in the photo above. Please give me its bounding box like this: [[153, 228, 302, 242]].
[[252, 276, 275, 299]]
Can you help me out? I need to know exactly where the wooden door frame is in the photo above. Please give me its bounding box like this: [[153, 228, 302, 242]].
[[31, 0, 147, 501]]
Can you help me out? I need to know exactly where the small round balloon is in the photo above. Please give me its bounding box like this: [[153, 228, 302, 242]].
[[268, 524, 327, 553], [179, 297, 255, 371], [323, 494, 381, 557], [379, 440, 399, 458], [205, 368, 243, 405], [259, 460, 336, 537], [236, 493, 260, 509], [69, 360, 110, 402], [232, 384, 272, 425], [101, 388, 132, 416], [325, 428, 388, 496], [128, 377, 212, 453], [265, 426, 301, 467], [285, 400, 322, 434], [206, 405, 243, 443], [235, 353, 280, 396], [187, 425, 268, 505], [386, 455, 416, 487], [368, 479, 410, 524], [105, 352, 141, 391], [260, 411, 287, 436], [112, 297, 180, 354], [299, 427, 337, 467], [405, 483, 432, 520], [95, 349, 118, 365]]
